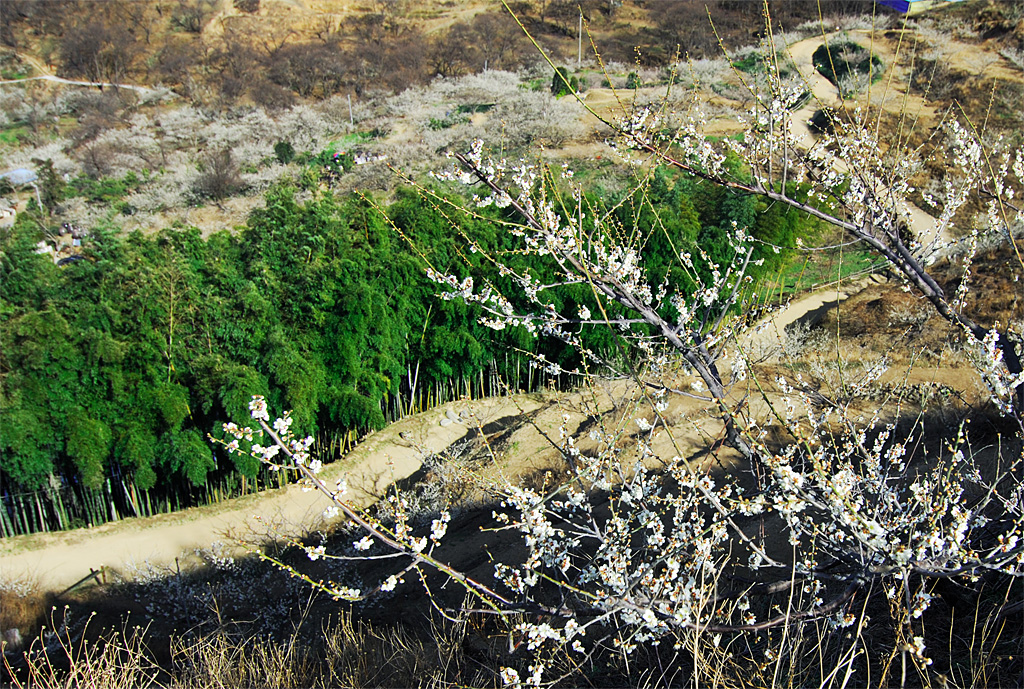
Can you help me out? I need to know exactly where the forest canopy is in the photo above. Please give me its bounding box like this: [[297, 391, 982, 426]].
[[0, 166, 814, 508]]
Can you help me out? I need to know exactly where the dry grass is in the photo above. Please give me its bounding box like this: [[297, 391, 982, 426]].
[[3, 373, 1023, 687], [2, 610, 159, 689], [0, 577, 56, 652], [2, 576, 1020, 688]]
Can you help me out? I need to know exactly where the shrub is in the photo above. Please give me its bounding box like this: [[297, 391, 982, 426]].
[[550, 66, 578, 96], [192, 148, 244, 201], [808, 106, 838, 134], [812, 40, 884, 89], [273, 140, 295, 165], [170, 0, 215, 34]]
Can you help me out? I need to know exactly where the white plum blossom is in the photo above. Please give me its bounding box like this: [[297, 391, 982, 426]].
[[211, 25, 1024, 679], [248, 395, 269, 422]]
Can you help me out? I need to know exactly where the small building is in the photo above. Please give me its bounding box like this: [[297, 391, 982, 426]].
[[878, 0, 968, 14]]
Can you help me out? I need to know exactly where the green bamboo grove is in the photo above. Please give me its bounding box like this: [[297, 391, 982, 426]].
[[0, 163, 816, 536]]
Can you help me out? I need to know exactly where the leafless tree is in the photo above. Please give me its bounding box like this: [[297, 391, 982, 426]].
[[430, 24, 479, 78], [171, 0, 216, 34], [193, 148, 243, 201], [59, 19, 139, 84]]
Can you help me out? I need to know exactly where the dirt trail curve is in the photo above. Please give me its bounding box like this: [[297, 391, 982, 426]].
[[0, 267, 883, 594], [0, 52, 169, 100], [0, 74, 168, 99], [786, 32, 948, 259], [739, 273, 887, 358], [0, 395, 546, 592]]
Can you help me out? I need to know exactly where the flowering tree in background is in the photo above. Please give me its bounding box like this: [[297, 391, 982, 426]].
[[222, 8, 1024, 687]]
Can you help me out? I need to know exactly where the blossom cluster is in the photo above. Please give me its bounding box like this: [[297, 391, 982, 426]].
[[219, 397, 317, 474]]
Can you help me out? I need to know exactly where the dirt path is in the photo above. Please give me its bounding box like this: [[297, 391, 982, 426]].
[[0, 72, 169, 101], [11, 52, 54, 79], [739, 273, 888, 359], [0, 395, 546, 592], [0, 262, 887, 594], [1, 50, 171, 102], [785, 32, 948, 259]]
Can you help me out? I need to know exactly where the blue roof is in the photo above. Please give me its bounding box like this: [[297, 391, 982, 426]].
[[878, 0, 967, 13], [0, 168, 38, 185]]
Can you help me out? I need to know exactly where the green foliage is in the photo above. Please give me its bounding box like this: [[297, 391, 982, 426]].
[[152, 382, 190, 431], [66, 416, 111, 488], [0, 52, 31, 80], [161, 429, 215, 486], [116, 424, 157, 490], [0, 124, 29, 146], [455, 103, 495, 115], [551, 66, 579, 96], [273, 140, 295, 165], [67, 172, 143, 204], [731, 52, 794, 79], [0, 404, 57, 489], [310, 148, 354, 178], [0, 169, 822, 521], [625, 71, 641, 89], [812, 41, 884, 87], [32, 158, 64, 213], [428, 113, 470, 130]]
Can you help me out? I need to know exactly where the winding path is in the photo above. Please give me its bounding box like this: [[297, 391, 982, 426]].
[[0, 395, 545, 592], [785, 31, 949, 259], [0, 52, 170, 100], [0, 74, 169, 100], [0, 265, 885, 594]]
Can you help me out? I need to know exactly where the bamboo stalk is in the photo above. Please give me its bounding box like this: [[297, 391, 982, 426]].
[[49, 488, 64, 531], [123, 479, 138, 518], [18, 494, 30, 534], [33, 492, 47, 533], [84, 489, 96, 526], [107, 478, 119, 522], [58, 489, 70, 530], [0, 500, 13, 538]]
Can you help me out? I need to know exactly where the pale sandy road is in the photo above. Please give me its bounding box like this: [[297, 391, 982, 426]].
[[0, 395, 544, 592], [785, 32, 948, 257], [0, 73, 166, 99], [739, 273, 888, 359]]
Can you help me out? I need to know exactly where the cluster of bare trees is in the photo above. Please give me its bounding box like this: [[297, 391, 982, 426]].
[[0, 0, 537, 105]]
